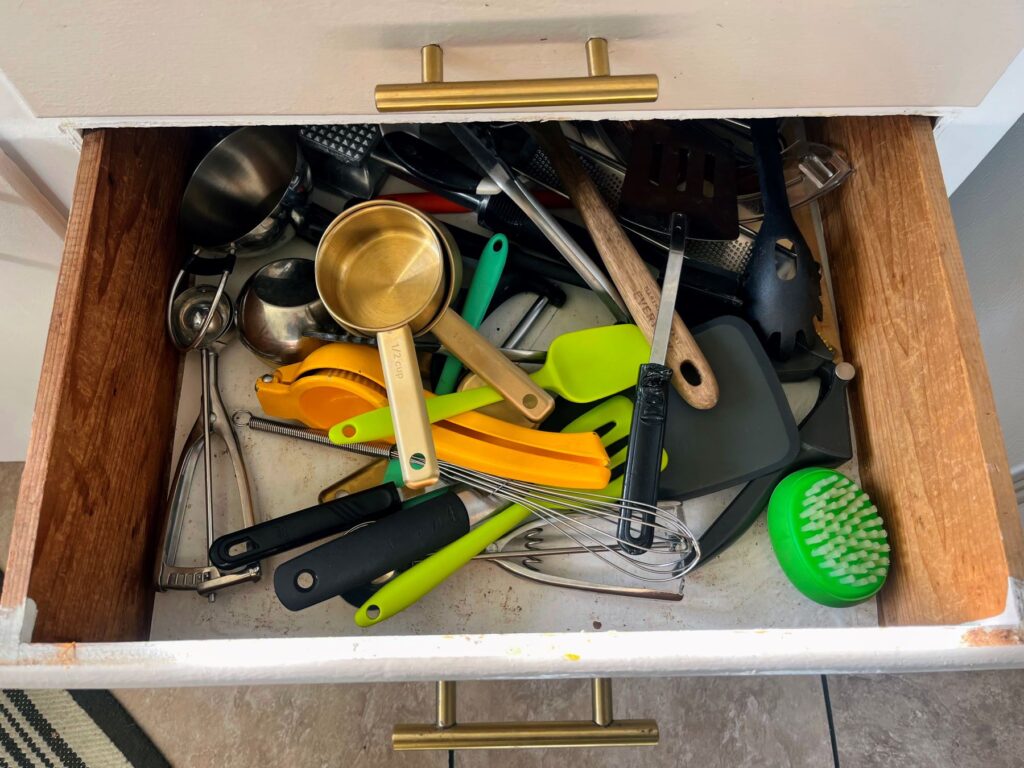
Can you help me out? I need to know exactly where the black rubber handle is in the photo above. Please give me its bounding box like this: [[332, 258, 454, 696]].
[[618, 362, 673, 552], [209, 483, 401, 570], [375, 133, 482, 209], [181, 249, 236, 277], [291, 202, 339, 245], [274, 492, 471, 611]]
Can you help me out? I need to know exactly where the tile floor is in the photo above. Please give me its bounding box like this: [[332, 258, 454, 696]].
[[2, 462, 1023, 767]]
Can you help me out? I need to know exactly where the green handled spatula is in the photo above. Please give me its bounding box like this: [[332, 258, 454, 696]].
[[435, 234, 509, 395], [331, 324, 649, 445], [353, 395, 667, 627]]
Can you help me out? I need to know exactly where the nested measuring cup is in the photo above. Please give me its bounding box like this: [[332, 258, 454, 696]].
[[316, 201, 553, 487], [315, 203, 446, 487]]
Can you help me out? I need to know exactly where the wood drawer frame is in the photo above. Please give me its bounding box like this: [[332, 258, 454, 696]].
[[1, 116, 1023, 686]]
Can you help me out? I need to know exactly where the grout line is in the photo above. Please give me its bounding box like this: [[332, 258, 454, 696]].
[[820, 675, 841, 768]]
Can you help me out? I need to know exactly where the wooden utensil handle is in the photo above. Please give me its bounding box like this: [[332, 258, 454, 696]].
[[431, 310, 555, 422], [377, 325, 439, 488], [535, 124, 719, 410]]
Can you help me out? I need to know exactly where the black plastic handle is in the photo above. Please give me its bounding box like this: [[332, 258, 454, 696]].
[[209, 483, 401, 570], [742, 118, 822, 360], [749, 119, 794, 227], [273, 492, 471, 611], [182, 249, 237, 277], [690, 468, 781, 567], [619, 362, 674, 552], [375, 132, 482, 209], [291, 202, 340, 245]]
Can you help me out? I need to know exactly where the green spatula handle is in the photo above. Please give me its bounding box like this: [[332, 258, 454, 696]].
[[330, 384, 510, 444], [353, 395, 643, 627], [354, 475, 628, 627], [435, 234, 508, 395]]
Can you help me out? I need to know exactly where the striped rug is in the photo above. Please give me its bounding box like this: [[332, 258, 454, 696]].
[[0, 691, 168, 768]]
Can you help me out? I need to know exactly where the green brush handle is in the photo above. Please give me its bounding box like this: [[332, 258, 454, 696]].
[[435, 234, 508, 395], [354, 475, 627, 627]]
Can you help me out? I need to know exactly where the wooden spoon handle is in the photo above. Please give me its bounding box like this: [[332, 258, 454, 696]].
[[535, 124, 718, 409]]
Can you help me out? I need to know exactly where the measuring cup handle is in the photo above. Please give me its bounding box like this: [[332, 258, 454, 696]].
[[376, 325, 439, 489], [431, 311, 554, 423]]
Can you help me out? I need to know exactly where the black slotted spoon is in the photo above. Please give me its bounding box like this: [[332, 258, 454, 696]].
[[742, 118, 823, 360]]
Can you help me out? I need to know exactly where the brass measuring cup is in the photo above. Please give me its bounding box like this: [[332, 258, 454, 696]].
[[316, 203, 444, 487], [316, 202, 554, 486], [346, 200, 554, 424]]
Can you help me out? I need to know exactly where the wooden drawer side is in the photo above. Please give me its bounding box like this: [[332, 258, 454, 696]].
[[812, 116, 1024, 626], [2, 129, 192, 642]]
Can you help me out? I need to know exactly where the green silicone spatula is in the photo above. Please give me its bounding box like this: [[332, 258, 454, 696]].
[[353, 395, 667, 627], [330, 324, 650, 445], [435, 234, 508, 395]]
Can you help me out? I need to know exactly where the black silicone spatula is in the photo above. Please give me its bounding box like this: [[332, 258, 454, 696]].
[[618, 214, 688, 552], [742, 119, 823, 360]]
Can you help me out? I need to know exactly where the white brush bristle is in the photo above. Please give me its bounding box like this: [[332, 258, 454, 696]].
[[798, 477, 890, 586]]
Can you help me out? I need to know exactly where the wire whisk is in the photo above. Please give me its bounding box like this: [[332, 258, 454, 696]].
[[233, 412, 701, 584]]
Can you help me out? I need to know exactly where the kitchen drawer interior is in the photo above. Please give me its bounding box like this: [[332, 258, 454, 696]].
[[10, 117, 1022, 645]]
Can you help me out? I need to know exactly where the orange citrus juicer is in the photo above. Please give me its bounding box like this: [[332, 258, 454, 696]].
[[255, 343, 610, 489]]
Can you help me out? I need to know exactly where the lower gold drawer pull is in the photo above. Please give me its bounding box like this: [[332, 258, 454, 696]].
[[392, 679, 659, 751], [375, 39, 659, 112]]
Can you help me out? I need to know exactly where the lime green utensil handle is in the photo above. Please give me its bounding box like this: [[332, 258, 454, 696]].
[[435, 234, 508, 395], [353, 501, 532, 627], [330, 383, 510, 444], [353, 476, 626, 627]]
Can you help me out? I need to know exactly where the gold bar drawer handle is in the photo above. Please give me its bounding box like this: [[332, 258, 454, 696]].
[[375, 39, 659, 112], [392, 679, 659, 751]]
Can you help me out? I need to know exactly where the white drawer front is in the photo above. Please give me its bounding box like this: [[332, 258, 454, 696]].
[[1, 1, 1022, 120]]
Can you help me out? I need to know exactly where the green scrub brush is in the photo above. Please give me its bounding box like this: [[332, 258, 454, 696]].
[[767, 467, 890, 607]]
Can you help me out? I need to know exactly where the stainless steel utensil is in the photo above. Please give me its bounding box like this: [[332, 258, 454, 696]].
[[170, 127, 312, 354], [449, 123, 630, 322], [157, 285, 260, 598], [236, 257, 341, 365], [482, 503, 688, 600]]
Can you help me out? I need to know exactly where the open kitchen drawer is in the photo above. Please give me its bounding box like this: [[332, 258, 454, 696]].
[[1, 116, 1023, 689]]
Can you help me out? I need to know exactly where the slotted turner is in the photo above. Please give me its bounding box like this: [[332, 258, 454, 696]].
[[619, 121, 739, 242]]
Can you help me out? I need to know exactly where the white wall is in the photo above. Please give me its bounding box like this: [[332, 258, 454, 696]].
[[0, 73, 77, 460], [935, 47, 1024, 195], [0, 72, 78, 216], [0, 150, 65, 461], [950, 116, 1024, 475]]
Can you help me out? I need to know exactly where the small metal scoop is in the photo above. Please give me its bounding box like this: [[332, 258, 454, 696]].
[[156, 285, 260, 599]]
